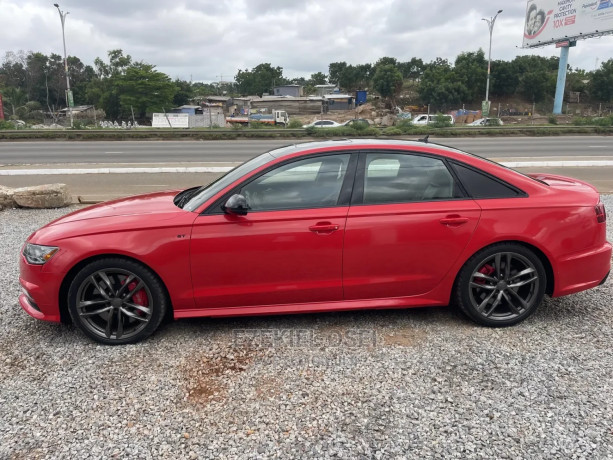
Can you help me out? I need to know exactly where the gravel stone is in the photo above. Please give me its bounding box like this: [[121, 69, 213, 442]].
[[0, 197, 612, 459]]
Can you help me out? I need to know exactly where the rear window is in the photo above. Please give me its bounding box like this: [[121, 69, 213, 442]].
[[451, 162, 522, 199]]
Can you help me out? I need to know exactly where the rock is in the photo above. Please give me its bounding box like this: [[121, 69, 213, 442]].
[[381, 115, 397, 127], [0, 186, 16, 210], [374, 118, 382, 126], [13, 183, 71, 209]]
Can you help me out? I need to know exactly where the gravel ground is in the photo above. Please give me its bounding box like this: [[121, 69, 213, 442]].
[[0, 198, 612, 460]]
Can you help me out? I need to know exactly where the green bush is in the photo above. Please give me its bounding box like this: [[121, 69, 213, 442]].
[[0, 120, 15, 130], [287, 119, 303, 129], [430, 113, 453, 128], [383, 127, 403, 136], [394, 119, 416, 134], [572, 116, 613, 126], [548, 115, 558, 125], [350, 121, 370, 132], [304, 126, 317, 136]]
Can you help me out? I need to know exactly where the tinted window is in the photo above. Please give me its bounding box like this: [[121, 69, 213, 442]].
[[363, 153, 462, 204], [451, 162, 521, 198], [241, 154, 350, 211]]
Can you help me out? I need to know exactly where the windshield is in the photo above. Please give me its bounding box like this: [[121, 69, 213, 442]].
[[182, 152, 275, 212]]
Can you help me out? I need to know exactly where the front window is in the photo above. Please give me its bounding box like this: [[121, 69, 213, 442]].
[[241, 154, 350, 211], [182, 152, 274, 212]]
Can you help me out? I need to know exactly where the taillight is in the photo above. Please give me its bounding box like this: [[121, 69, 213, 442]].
[[595, 202, 606, 223]]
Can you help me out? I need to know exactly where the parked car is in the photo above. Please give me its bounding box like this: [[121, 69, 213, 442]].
[[411, 114, 455, 125], [469, 118, 504, 126], [19, 139, 611, 344], [302, 120, 342, 128], [342, 118, 372, 127]]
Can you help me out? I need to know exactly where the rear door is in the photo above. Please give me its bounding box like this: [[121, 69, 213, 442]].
[[343, 151, 481, 300]]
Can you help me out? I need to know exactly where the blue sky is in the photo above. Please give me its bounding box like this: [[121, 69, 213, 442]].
[[1, 0, 611, 81]]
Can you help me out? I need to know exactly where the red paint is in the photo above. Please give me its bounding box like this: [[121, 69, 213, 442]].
[[18, 141, 612, 325]]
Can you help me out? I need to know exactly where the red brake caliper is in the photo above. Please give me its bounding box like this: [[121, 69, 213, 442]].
[[475, 264, 495, 285], [121, 279, 149, 315]]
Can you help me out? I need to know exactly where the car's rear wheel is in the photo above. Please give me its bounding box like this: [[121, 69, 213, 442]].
[[455, 243, 546, 327], [67, 258, 167, 345]]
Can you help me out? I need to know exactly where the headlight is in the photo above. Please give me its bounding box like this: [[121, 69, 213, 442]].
[[23, 243, 59, 265]]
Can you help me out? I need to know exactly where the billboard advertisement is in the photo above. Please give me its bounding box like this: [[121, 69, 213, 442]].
[[523, 0, 613, 48]]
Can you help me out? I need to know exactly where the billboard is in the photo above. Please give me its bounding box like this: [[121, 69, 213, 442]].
[[523, 0, 613, 48]]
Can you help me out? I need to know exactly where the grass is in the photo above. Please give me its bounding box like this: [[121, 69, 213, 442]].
[[0, 124, 612, 141]]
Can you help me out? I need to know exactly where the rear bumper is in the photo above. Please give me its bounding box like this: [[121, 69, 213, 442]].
[[553, 242, 612, 297]]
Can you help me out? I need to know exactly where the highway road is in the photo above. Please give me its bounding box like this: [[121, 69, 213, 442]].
[[1, 136, 613, 165], [0, 137, 612, 201]]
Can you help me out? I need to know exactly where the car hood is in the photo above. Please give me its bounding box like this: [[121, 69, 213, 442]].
[[48, 190, 184, 226]]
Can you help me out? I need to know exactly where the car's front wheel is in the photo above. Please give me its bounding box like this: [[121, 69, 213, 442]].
[[67, 258, 167, 345], [455, 243, 546, 327]]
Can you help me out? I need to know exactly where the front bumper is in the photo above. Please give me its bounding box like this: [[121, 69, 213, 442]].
[[18, 256, 63, 323]]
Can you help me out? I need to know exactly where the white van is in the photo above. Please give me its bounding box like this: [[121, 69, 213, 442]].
[[411, 114, 455, 125]]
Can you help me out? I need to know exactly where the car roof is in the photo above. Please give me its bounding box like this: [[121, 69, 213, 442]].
[[267, 139, 467, 159]]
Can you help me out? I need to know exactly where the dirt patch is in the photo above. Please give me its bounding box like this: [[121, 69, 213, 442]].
[[181, 348, 258, 405]]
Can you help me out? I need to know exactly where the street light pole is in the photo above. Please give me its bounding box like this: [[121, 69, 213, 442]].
[[482, 9, 503, 107], [53, 3, 73, 128]]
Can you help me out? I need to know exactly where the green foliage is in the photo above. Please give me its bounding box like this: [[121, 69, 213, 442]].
[[431, 113, 453, 128], [418, 58, 469, 109], [0, 120, 15, 130], [304, 125, 317, 136], [117, 63, 177, 118], [372, 64, 403, 102], [573, 116, 613, 126], [548, 115, 558, 125], [590, 59, 613, 102], [383, 127, 403, 135], [453, 51, 487, 103], [173, 79, 193, 106], [287, 119, 303, 129], [235, 63, 285, 96]]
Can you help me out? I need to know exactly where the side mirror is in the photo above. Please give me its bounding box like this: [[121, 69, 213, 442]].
[[223, 194, 249, 216]]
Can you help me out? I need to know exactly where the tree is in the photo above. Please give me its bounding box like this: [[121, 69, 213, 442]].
[[116, 63, 177, 118], [418, 58, 469, 109], [86, 49, 133, 119], [453, 50, 487, 103], [1, 86, 27, 115], [372, 64, 403, 105], [590, 59, 613, 102], [490, 60, 520, 98], [235, 63, 285, 96], [308, 72, 327, 85], [328, 62, 347, 86], [398, 58, 424, 80], [173, 79, 193, 106]]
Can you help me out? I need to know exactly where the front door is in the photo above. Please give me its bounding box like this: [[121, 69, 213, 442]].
[[190, 153, 355, 310]]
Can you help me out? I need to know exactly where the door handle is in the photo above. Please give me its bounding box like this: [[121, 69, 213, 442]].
[[309, 222, 340, 233], [440, 215, 469, 227]]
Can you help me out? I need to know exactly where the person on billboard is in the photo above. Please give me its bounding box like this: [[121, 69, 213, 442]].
[[534, 9, 545, 33], [525, 4, 538, 35]]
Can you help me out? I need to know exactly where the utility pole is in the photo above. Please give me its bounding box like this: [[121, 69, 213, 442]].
[[54, 3, 73, 128], [482, 9, 503, 116]]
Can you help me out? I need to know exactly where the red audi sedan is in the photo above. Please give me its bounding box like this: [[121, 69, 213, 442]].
[[19, 140, 611, 344]]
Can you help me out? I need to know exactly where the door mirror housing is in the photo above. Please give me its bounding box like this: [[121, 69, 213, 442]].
[[223, 194, 249, 215]]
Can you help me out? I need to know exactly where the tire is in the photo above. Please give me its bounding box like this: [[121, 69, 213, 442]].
[[454, 243, 546, 327], [67, 258, 168, 345]]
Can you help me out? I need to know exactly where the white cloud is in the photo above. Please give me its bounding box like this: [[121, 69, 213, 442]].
[[1, 0, 610, 82]]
